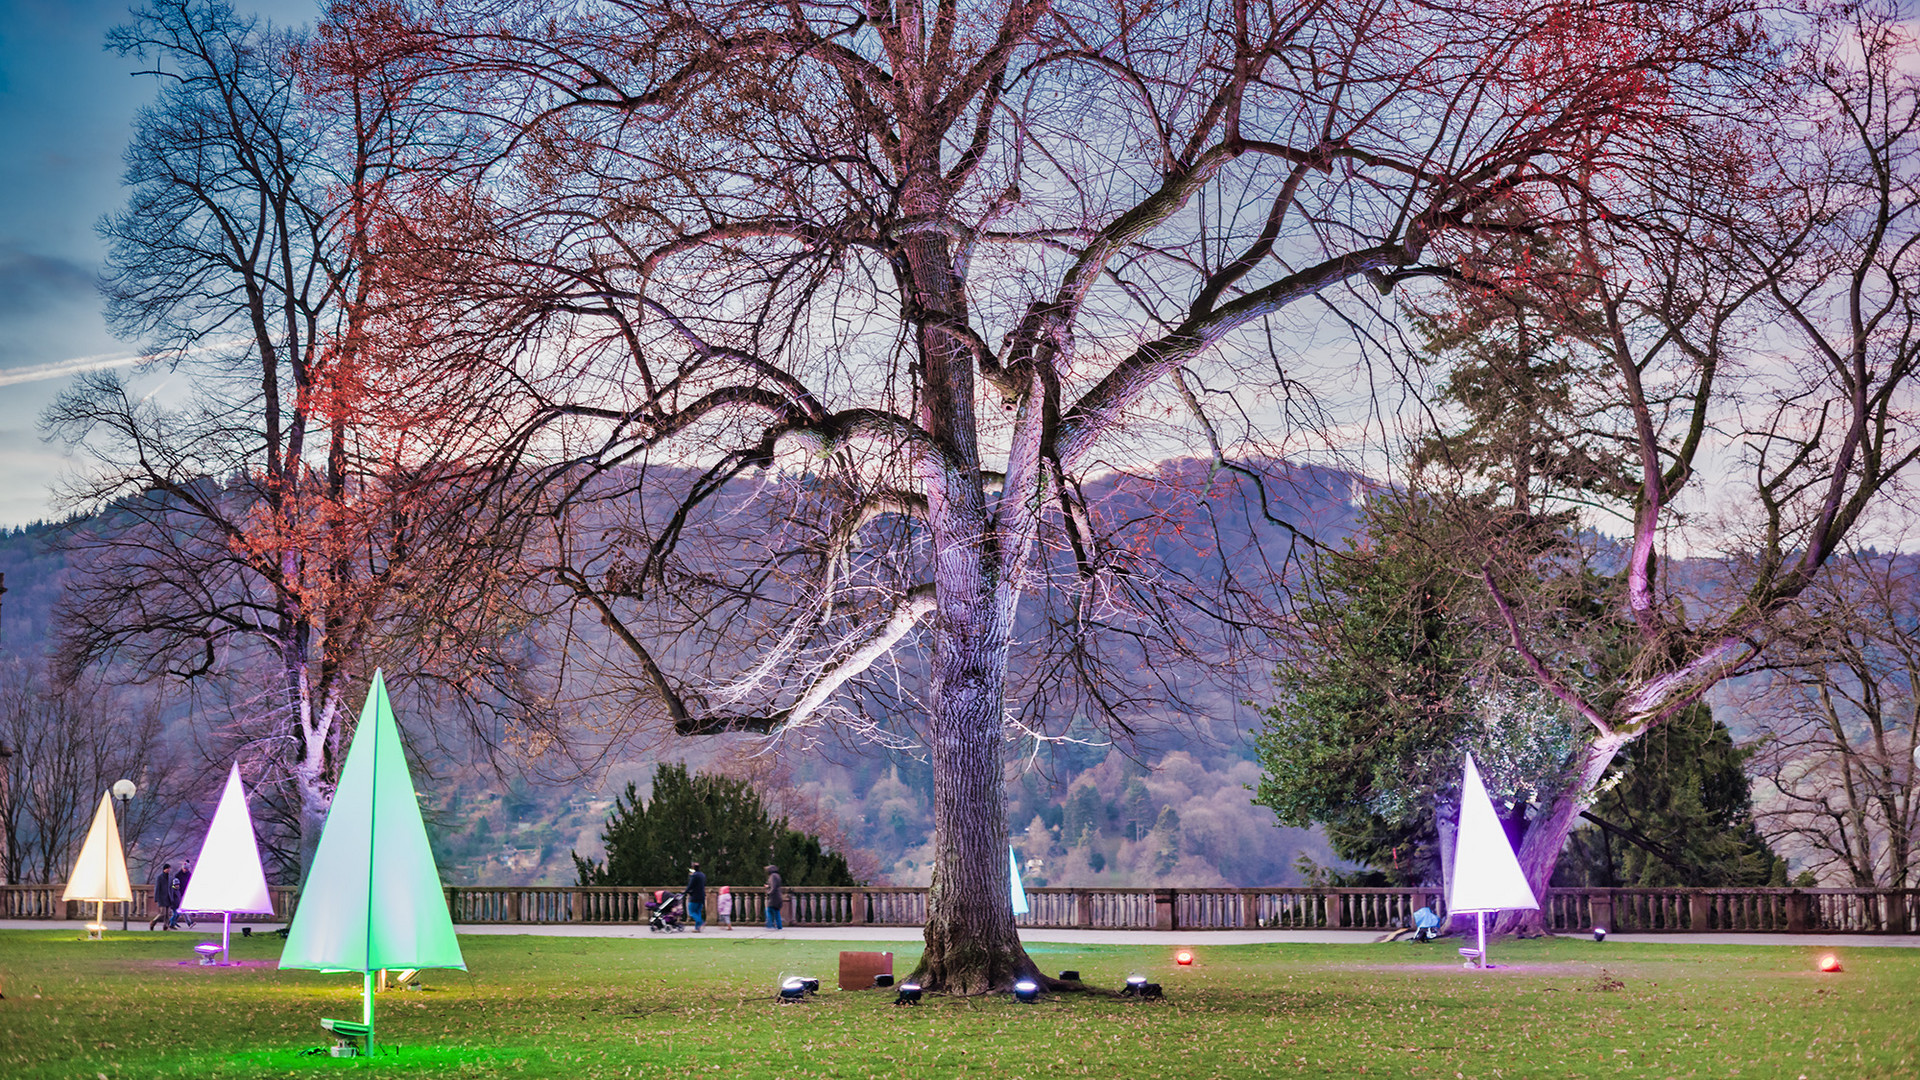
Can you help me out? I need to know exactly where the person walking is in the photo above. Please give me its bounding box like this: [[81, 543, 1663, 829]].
[[763, 864, 784, 930], [148, 862, 174, 931], [171, 861, 194, 929], [685, 861, 707, 932], [716, 885, 733, 930]]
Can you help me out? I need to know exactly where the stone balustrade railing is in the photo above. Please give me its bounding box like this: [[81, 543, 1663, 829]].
[[5, 883, 1912, 934]]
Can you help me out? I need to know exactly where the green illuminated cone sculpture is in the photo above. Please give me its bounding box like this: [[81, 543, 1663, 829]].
[[280, 670, 464, 1053], [62, 790, 133, 936]]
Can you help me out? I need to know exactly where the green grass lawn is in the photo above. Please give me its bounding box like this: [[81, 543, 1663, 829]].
[[1, 929, 1914, 1078]]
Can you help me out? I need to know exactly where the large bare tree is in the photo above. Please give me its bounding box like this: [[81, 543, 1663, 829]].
[[341, 0, 1764, 988], [45, 0, 549, 877]]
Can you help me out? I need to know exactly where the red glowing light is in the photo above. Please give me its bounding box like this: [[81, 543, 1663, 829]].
[[1175, 951, 1194, 966], [1817, 954, 1842, 973]]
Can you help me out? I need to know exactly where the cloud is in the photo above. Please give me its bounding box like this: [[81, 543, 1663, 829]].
[[0, 350, 139, 387], [0, 245, 98, 317]]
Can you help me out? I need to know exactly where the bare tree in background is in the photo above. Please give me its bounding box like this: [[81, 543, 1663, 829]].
[[1740, 546, 1920, 895], [0, 658, 178, 885], [336, 0, 1763, 988], [44, 0, 551, 879]]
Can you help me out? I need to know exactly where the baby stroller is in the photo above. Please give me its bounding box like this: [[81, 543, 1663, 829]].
[[648, 891, 686, 932]]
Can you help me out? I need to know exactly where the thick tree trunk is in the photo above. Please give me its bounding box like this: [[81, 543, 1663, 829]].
[[899, 166, 1046, 992], [1435, 795, 1465, 934], [290, 671, 340, 884], [914, 593, 1040, 992]]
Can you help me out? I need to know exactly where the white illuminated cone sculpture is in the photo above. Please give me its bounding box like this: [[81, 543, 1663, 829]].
[[1010, 846, 1028, 917], [178, 763, 276, 963], [1446, 754, 1539, 969], [62, 790, 133, 936]]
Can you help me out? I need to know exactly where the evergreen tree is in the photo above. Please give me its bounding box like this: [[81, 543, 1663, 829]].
[[1553, 705, 1787, 887], [1404, 228, 1631, 519], [1253, 494, 1576, 888], [572, 764, 857, 887], [1257, 224, 1787, 892]]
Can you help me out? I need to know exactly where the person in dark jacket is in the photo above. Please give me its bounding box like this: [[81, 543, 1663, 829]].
[[764, 864, 784, 930], [685, 862, 707, 932], [148, 862, 173, 930], [171, 861, 194, 929]]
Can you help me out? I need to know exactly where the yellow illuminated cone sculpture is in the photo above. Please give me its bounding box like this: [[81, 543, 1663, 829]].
[[279, 671, 465, 1054], [62, 790, 133, 937], [1446, 754, 1540, 969], [178, 763, 276, 963]]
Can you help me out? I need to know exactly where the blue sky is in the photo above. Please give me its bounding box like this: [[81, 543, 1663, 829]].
[[0, 0, 314, 527]]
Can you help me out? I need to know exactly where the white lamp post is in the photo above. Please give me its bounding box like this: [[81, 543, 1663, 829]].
[[111, 779, 135, 930]]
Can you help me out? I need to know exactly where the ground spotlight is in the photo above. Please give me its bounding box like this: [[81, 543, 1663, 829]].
[[1058, 970, 1080, 981], [1175, 950, 1194, 966], [1593, 927, 1607, 942], [895, 982, 923, 1005], [193, 942, 222, 966], [874, 974, 894, 988], [1013, 979, 1039, 1003], [241, 927, 252, 938], [1120, 973, 1148, 997], [1818, 954, 1843, 973]]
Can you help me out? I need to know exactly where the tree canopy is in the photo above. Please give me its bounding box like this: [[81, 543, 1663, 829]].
[[1255, 493, 1580, 890]]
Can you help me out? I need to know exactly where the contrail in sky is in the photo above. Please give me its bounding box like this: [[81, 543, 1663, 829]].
[[0, 351, 142, 388]]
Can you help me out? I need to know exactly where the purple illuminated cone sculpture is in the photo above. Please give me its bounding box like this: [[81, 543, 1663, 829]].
[[1446, 754, 1539, 968], [279, 670, 465, 1053], [178, 763, 275, 963]]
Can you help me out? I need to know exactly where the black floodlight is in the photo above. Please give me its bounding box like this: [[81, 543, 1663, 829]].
[[1058, 970, 1080, 981], [1593, 927, 1608, 942], [779, 976, 808, 1002], [895, 982, 923, 1006], [874, 974, 895, 988], [1013, 979, 1039, 1003], [1120, 974, 1149, 997]]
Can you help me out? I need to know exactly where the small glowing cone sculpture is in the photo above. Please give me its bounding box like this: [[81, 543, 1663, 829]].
[[1445, 754, 1539, 969], [178, 763, 275, 963], [280, 671, 465, 1053], [1010, 846, 1028, 916], [63, 790, 133, 935]]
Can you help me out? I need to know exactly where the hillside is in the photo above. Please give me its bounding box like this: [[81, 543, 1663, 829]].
[[2, 459, 1367, 887]]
